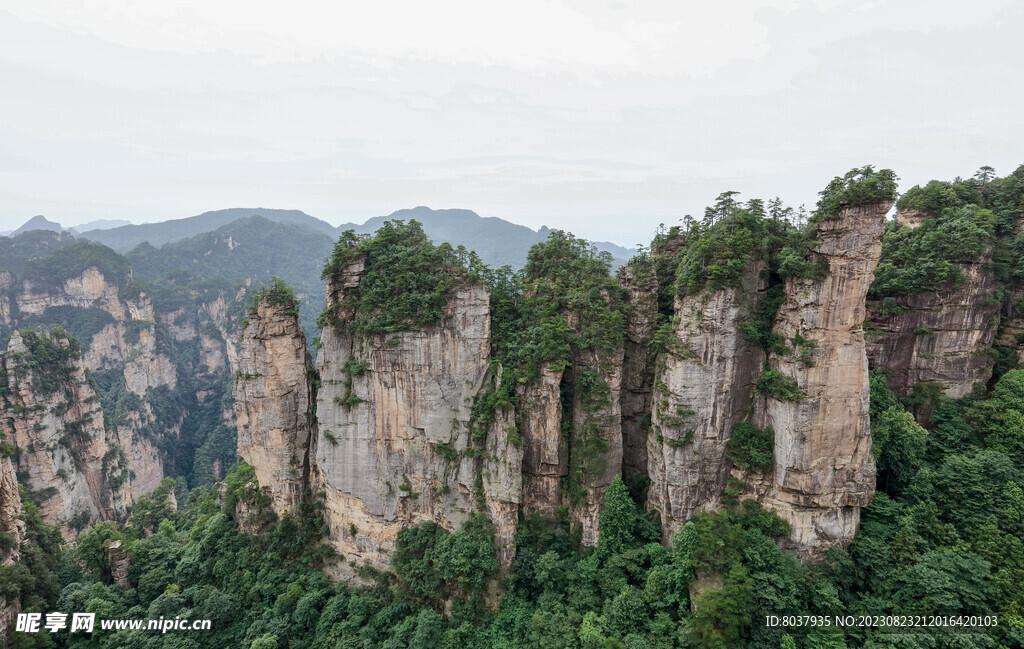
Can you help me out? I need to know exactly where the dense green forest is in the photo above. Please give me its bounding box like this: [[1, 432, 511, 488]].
[[3, 166, 1024, 648], [8, 359, 1024, 649]]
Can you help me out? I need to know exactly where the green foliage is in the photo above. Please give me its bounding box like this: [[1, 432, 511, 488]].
[[754, 369, 803, 402], [727, 421, 774, 471], [16, 306, 116, 350], [813, 165, 899, 220], [0, 229, 76, 276], [5, 328, 82, 397], [870, 202, 992, 297], [511, 230, 627, 377], [0, 485, 64, 636], [250, 277, 300, 317], [129, 477, 179, 531], [597, 477, 659, 558], [122, 318, 153, 344], [320, 220, 476, 336], [674, 208, 758, 296], [20, 240, 132, 292], [392, 516, 498, 610], [740, 285, 786, 355]]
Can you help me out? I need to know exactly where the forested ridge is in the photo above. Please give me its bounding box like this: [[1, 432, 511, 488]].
[[2, 165, 1024, 648]]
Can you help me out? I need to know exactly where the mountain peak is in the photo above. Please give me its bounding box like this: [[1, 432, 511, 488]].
[[12, 215, 63, 236]]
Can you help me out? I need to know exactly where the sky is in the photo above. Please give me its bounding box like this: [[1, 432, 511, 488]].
[[1, 1, 1021, 246]]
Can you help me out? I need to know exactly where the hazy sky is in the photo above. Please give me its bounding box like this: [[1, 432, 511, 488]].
[[1, 1, 1021, 246]]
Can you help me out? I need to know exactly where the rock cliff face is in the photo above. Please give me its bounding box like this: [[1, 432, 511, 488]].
[[519, 367, 566, 521], [234, 300, 314, 518], [1, 256, 248, 520], [647, 260, 764, 540], [0, 271, 15, 326], [755, 203, 888, 555], [1, 330, 129, 537], [0, 452, 25, 634], [480, 371, 522, 568], [230, 210, 892, 572], [867, 251, 999, 400], [619, 263, 657, 481], [566, 347, 624, 547], [314, 263, 493, 573]]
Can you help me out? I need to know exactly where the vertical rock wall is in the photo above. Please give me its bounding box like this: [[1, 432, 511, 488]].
[[567, 347, 624, 546], [481, 375, 523, 568], [0, 453, 26, 636], [647, 260, 764, 540], [314, 265, 493, 573], [866, 250, 1000, 400], [519, 367, 566, 520], [619, 263, 657, 481], [234, 300, 315, 518], [756, 203, 888, 555], [1, 330, 130, 537]]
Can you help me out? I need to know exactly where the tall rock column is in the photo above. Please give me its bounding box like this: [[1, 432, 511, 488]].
[[758, 203, 888, 555], [519, 367, 566, 519], [567, 347, 624, 546], [0, 452, 26, 635], [619, 262, 657, 481], [647, 260, 764, 540], [234, 297, 314, 518], [314, 261, 492, 574]]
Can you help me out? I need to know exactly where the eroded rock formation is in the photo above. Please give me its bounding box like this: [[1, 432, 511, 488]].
[[313, 262, 493, 573], [647, 259, 764, 540], [0, 452, 26, 634], [1, 330, 129, 537], [234, 299, 315, 518], [867, 251, 1000, 400], [755, 203, 888, 555], [619, 263, 657, 482]]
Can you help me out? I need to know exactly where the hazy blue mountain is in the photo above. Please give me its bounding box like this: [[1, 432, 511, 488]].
[[82, 208, 338, 252], [68, 218, 131, 232], [83, 205, 631, 270], [9, 215, 63, 237], [355, 206, 632, 268]]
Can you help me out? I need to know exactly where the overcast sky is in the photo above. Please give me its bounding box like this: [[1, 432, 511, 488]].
[[1, 1, 1021, 246]]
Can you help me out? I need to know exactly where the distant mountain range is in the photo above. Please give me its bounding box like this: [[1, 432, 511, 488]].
[[75, 206, 632, 269], [4, 206, 633, 274]]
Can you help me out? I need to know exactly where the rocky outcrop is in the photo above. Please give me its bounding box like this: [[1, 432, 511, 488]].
[[520, 367, 566, 521], [0, 271, 16, 326], [234, 300, 314, 518], [314, 263, 492, 574], [16, 267, 124, 320], [647, 260, 764, 540], [480, 372, 522, 569], [893, 208, 929, 229], [1, 330, 130, 537], [104, 539, 131, 589], [0, 453, 24, 640], [867, 255, 1000, 400], [619, 262, 657, 481], [566, 348, 624, 547], [755, 203, 888, 556]]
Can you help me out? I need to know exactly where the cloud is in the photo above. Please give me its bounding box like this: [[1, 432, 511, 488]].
[[0, 1, 1021, 244]]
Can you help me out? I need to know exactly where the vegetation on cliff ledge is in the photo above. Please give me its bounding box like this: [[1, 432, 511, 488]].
[[870, 165, 1024, 299], [812, 165, 899, 221], [319, 219, 482, 336], [20, 240, 132, 293], [249, 277, 300, 318]]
